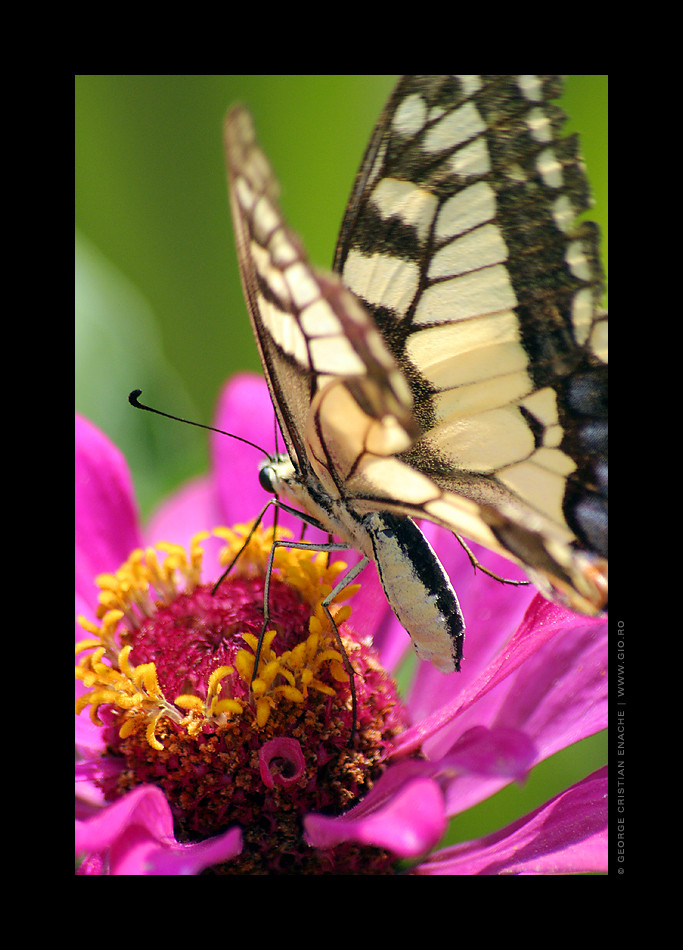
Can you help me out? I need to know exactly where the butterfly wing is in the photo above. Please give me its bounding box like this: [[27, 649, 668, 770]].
[[333, 75, 607, 612], [224, 77, 607, 632], [224, 105, 417, 488], [225, 103, 468, 671]]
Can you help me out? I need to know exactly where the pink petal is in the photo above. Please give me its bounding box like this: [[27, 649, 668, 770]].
[[74, 753, 120, 818], [442, 725, 536, 783], [211, 374, 286, 528], [395, 595, 606, 760], [415, 766, 607, 875], [75, 414, 142, 611], [487, 610, 608, 758], [432, 607, 607, 815], [144, 473, 226, 580], [145, 473, 217, 543], [305, 764, 447, 858], [75, 785, 242, 875]]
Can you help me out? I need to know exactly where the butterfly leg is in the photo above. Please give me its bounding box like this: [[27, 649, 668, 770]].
[[211, 498, 278, 594], [258, 533, 366, 743], [452, 532, 530, 588], [318, 555, 369, 743]]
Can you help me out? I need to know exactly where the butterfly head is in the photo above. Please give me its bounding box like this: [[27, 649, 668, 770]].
[[258, 454, 297, 496], [257, 452, 344, 541]]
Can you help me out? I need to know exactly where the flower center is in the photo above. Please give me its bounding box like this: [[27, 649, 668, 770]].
[[76, 524, 408, 872]]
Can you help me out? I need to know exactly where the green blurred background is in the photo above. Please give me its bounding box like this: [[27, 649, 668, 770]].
[[75, 75, 608, 854]]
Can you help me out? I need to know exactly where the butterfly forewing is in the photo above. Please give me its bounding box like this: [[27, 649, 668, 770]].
[[225, 106, 417, 488]]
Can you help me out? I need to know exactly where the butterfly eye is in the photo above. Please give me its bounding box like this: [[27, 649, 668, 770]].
[[258, 462, 276, 494]]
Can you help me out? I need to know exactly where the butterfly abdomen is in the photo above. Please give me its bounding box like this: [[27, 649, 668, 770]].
[[363, 511, 464, 672]]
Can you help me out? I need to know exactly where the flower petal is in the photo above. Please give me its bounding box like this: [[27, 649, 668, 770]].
[[75, 414, 142, 611], [144, 473, 226, 578], [305, 765, 447, 858], [395, 595, 606, 761], [442, 725, 536, 783], [75, 785, 242, 875], [212, 374, 285, 527], [414, 766, 607, 875]]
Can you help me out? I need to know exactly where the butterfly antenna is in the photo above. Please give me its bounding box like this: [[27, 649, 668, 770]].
[[129, 389, 270, 459]]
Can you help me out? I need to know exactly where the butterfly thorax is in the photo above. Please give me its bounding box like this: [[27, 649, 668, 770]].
[[258, 453, 465, 672], [258, 455, 376, 561]]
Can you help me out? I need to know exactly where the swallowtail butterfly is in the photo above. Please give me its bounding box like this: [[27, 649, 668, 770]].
[[224, 75, 607, 674]]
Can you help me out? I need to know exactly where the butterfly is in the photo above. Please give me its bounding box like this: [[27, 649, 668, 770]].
[[223, 75, 607, 675]]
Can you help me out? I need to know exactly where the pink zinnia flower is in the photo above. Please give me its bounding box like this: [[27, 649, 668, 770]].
[[75, 373, 607, 874]]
